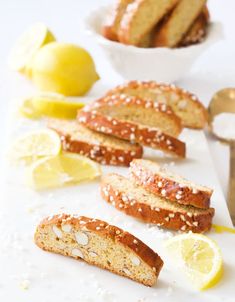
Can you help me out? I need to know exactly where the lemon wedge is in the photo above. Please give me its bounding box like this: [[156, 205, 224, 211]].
[[164, 233, 223, 290], [19, 93, 84, 119], [10, 129, 61, 164], [9, 23, 55, 75], [30, 42, 99, 96], [27, 152, 101, 190]]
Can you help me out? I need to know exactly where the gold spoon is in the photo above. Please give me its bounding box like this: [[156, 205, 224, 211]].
[[208, 88, 235, 225]]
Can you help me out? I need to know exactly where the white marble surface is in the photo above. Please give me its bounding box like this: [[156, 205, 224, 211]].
[[0, 0, 234, 197]]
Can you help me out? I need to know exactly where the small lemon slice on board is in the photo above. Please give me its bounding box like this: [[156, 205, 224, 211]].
[[19, 92, 84, 119], [27, 152, 101, 190], [9, 129, 61, 164], [164, 233, 223, 290], [9, 23, 55, 75]]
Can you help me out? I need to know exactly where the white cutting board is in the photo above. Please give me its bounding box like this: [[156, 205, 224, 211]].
[[0, 97, 235, 302]]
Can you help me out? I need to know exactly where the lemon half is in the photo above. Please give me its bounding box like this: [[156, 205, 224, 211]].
[[164, 233, 223, 290], [19, 92, 84, 119], [9, 23, 55, 75], [27, 153, 101, 190]]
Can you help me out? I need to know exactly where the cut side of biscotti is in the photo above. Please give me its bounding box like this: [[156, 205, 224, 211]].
[[130, 159, 213, 208], [154, 0, 207, 47], [101, 173, 215, 233], [102, 0, 134, 41], [85, 94, 182, 137], [179, 6, 209, 47], [118, 0, 179, 45], [106, 81, 208, 129], [47, 119, 143, 166], [78, 110, 186, 158], [34, 214, 164, 286]]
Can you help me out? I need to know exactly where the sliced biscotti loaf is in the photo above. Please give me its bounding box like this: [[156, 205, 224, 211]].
[[179, 6, 209, 47], [78, 110, 186, 158], [101, 174, 215, 233], [84, 94, 182, 137], [106, 81, 207, 129], [47, 119, 143, 166], [102, 0, 134, 41], [130, 159, 213, 208], [154, 0, 207, 48], [118, 0, 179, 45], [35, 214, 163, 286]]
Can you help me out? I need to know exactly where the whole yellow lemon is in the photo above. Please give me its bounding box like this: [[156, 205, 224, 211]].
[[30, 42, 99, 96]]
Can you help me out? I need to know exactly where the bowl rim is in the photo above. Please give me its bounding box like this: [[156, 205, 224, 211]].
[[84, 5, 223, 54]]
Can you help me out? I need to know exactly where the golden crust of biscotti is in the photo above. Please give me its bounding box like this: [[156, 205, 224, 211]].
[[179, 5, 209, 47], [47, 119, 143, 166], [86, 94, 182, 137], [153, 0, 207, 48], [106, 81, 208, 129], [102, 0, 134, 41], [78, 110, 186, 158], [118, 0, 179, 45], [100, 173, 215, 233], [130, 159, 212, 208], [35, 214, 164, 286]]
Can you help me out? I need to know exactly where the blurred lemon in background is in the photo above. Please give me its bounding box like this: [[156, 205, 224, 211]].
[[30, 42, 99, 96], [9, 23, 55, 76]]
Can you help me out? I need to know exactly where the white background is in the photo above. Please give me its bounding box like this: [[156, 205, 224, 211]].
[[0, 0, 234, 197]]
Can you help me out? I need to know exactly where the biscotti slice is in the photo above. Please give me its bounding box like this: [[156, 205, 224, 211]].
[[47, 119, 143, 166], [101, 174, 215, 233], [34, 214, 163, 286], [179, 5, 209, 47], [106, 81, 207, 129], [118, 0, 179, 45], [85, 94, 182, 137], [130, 159, 213, 208], [78, 110, 186, 158], [154, 0, 207, 47], [102, 0, 134, 41]]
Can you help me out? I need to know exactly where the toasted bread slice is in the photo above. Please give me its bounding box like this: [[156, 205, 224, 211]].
[[130, 159, 213, 208], [118, 0, 179, 45], [106, 81, 207, 129], [154, 0, 207, 47], [180, 5, 209, 47], [102, 0, 134, 41], [35, 214, 163, 286], [47, 119, 143, 166], [101, 173, 215, 233], [78, 111, 186, 158], [85, 94, 182, 137]]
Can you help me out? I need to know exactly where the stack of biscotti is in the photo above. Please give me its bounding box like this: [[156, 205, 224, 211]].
[[102, 0, 209, 48], [34, 214, 164, 286], [100, 159, 215, 233], [106, 80, 208, 129], [78, 94, 186, 158]]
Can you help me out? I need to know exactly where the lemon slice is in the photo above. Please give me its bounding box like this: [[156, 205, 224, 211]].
[[19, 92, 84, 119], [9, 23, 55, 75], [27, 152, 101, 190], [10, 129, 61, 163], [164, 233, 223, 290]]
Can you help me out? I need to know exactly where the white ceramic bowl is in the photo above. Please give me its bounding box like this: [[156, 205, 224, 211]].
[[84, 6, 223, 82]]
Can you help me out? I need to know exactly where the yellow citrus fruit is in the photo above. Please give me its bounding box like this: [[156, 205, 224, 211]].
[[9, 129, 61, 164], [164, 233, 223, 290], [9, 23, 55, 76], [30, 42, 100, 96], [19, 92, 84, 119], [27, 152, 101, 190]]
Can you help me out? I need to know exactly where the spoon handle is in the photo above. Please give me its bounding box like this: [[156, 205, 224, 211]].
[[228, 141, 235, 225]]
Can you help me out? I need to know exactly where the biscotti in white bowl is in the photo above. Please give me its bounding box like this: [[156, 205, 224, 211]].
[[84, 5, 222, 81]]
